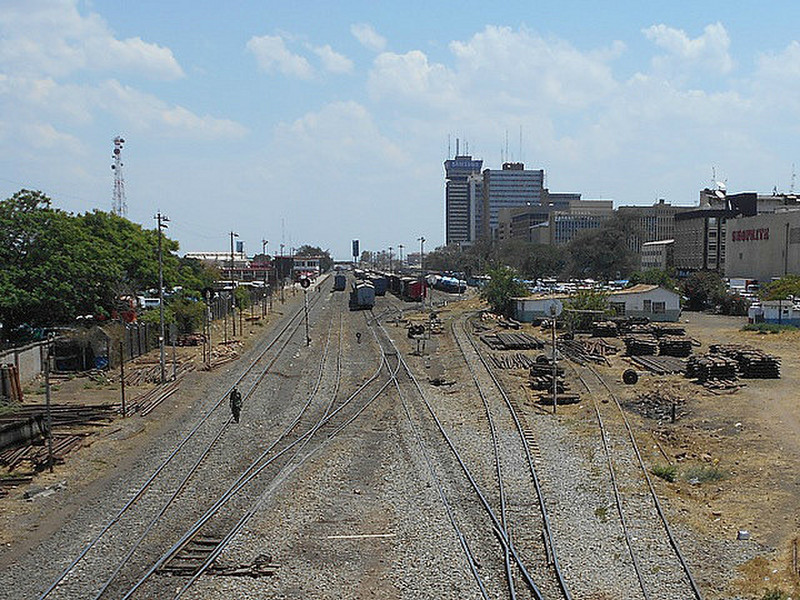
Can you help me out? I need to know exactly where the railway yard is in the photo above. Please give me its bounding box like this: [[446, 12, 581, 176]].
[[0, 274, 799, 599]]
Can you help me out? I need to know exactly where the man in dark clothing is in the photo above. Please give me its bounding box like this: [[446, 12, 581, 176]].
[[229, 387, 242, 423]]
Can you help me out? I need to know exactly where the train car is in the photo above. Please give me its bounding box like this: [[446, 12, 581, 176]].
[[349, 281, 375, 310], [388, 274, 403, 296], [400, 277, 426, 302], [437, 275, 467, 293], [370, 275, 388, 296], [333, 273, 347, 291]]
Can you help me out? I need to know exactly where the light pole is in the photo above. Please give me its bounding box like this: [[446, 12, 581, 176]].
[[279, 243, 285, 303], [398, 244, 404, 270], [418, 236, 425, 273], [155, 212, 169, 384], [262, 239, 268, 316], [389, 247, 393, 274], [230, 231, 238, 337]]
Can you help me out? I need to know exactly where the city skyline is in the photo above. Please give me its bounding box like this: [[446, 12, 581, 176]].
[[3, 2, 800, 258]]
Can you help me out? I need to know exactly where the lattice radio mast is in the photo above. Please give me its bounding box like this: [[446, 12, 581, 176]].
[[111, 135, 127, 217]]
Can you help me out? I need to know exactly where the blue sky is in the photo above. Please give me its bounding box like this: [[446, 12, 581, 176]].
[[2, 1, 800, 259]]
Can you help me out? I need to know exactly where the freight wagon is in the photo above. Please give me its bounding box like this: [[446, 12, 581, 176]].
[[349, 281, 375, 310], [333, 274, 347, 291]]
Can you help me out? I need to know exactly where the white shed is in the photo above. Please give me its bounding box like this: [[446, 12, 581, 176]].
[[512, 284, 681, 323]]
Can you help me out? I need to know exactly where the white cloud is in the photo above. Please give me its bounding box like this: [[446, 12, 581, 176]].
[[643, 22, 733, 75], [368, 50, 458, 109], [350, 23, 386, 52], [311, 44, 353, 74], [247, 34, 314, 79], [0, 0, 184, 80], [756, 41, 800, 86]]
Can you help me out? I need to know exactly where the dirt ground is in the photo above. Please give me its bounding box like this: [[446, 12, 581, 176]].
[[2, 292, 799, 599]]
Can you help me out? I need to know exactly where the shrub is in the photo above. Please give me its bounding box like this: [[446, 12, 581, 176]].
[[651, 464, 677, 483], [742, 323, 799, 334], [684, 465, 726, 484], [761, 589, 788, 600]]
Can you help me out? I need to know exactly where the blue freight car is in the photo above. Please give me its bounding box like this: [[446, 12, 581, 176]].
[[349, 281, 375, 310], [333, 274, 347, 291]]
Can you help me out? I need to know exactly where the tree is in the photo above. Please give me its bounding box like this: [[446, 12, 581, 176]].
[[480, 266, 528, 317], [520, 244, 569, 280], [295, 244, 333, 272], [567, 214, 638, 280], [760, 275, 800, 300], [564, 289, 609, 331], [681, 271, 727, 311], [629, 268, 678, 290]]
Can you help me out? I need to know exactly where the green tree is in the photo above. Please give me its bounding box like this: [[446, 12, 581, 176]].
[[760, 275, 800, 300], [681, 271, 727, 311], [480, 266, 528, 317], [564, 289, 609, 331], [520, 244, 569, 280], [567, 214, 638, 280], [629, 268, 678, 290], [295, 245, 333, 272]]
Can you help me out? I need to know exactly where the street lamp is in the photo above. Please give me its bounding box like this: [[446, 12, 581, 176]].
[[262, 239, 268, 316], [398, 244, 404, 270], [418, 236, 425, 273], [389, 246, 394, 274], [230, 231, 238, 337], [155, 212, 169, 384]]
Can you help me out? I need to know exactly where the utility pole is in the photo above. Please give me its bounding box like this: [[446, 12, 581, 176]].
[[262, 239, 268, 316], [398, 244, 404, 270], [119, 341, 126, 417], [155, 212, 169, 384], [230, 231, 238, 337], [389, 247, 393, 274], [279, 243, 285, 303], [44, 339, 54, 473], [418, 236, 426, 273]]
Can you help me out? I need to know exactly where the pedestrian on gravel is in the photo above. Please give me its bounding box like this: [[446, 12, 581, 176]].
[[229, 387, 242, 423]]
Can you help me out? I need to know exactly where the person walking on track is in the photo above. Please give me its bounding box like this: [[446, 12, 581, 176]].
[[229, 387, 242, 423]]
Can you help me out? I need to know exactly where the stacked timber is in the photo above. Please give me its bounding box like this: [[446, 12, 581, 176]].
[[615, 317, 651, 334], [591, 321, 619, 337], [528, 362, 566, 391], [624, 335, 659, 356], [481, 332, 543, 350], [651, 324, 686, 337], [709, 344, 781, 379], [560, 339, 614, 365], [686, 354, 738, 382], [488, 353, 537, 370], [630, 355, 687, 375], [658, 336, 694, 358]]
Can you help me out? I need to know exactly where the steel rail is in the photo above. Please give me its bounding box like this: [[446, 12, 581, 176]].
[[459, 315, 573, 600], [93, 306, 343, 600], [37, 281, 329, 600], [571, 366, 652, 600], [121, 311, 394, 599], [583, 363, 704, 600], [369, 317, 491, 600], [172, 319, 401, 598], [450, 321, 517, 600], [375, 320, 547, 600]]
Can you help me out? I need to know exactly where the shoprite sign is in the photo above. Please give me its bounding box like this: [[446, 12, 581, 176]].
[[731, 228, 769, 242]]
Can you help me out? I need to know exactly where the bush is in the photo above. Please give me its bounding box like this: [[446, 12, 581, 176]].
[[761, 589, 788, 600], [651, 464, 677, 483], [742, 323, 799, 333], [684, 465, 726, 484]]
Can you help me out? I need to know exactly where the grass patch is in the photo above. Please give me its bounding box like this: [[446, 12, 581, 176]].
[[651, 464, 677, 483], [684, 465, 727, 484], [742, 323, 799, 334], [594, 506, 609, 522], [761, 589, 788, 600]]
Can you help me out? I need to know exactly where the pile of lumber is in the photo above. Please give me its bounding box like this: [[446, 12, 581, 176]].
[[615, 317, 651, 334], [488, 353, 537, 370], [481, 332, 543, 351], [624, 335, 659, 356], [709, 344, 781, 379], [529, 363, 566, 392], [176, 333, 205, 346], [0, 403, 118, 427], [629, 355, 687, 375], [124, 358, 195, 386], [686, 354, 738, 382], [0, 365, 24, 402], [204, 342, 241, 370], [629, 389, 685, 421], [560, 339, 614, 365], [651, 323, 686, 337], [591, 321, 618, 337], [658, 336, 694, 358]]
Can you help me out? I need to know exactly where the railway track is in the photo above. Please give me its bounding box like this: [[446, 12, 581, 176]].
[[370, 311, 561, 600], [572, 362, 704, 600], [35, 280, 335, 600]]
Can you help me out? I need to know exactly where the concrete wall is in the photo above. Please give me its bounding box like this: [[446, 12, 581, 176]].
[[0, 341, 46, 386], [725, 211, 800, 282]]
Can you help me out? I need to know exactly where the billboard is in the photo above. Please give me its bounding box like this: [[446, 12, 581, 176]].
[[352, 239, 359, 258]]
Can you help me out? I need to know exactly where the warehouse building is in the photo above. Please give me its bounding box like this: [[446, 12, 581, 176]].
[[725, 209, 800, 282], [512, 284, 681, 323]]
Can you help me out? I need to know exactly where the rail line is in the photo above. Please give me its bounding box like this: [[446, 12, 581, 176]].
[[118, 305, 402, 599], [456, 315, 572, 600], [374, 316, 552, 600], [573, 362, 703, 600], [36, 281, 332, 600]]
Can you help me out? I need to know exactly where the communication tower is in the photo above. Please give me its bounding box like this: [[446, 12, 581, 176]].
[[111, 136, 127, 217]]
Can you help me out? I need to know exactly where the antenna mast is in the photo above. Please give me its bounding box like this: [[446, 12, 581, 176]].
[[111, 136, 127, 217]]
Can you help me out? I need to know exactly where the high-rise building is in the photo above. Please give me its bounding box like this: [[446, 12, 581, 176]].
[[617, 199, 693, 254], [444, 154, 483, 245], [481, 163, 544, 239]]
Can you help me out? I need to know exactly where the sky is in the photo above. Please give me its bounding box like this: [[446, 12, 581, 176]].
[[2, 1, 800, 260]]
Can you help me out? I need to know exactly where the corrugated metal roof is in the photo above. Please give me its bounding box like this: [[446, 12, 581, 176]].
[[513, 284, 670, 301]]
